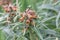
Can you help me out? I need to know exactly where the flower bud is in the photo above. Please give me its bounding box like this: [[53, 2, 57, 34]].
[[3, 6, 11, 12], [26, 19, 30, 25], [19, 17, 24, 22], [12, 6, 17, 11]]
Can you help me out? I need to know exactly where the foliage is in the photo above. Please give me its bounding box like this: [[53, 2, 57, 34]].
[[0, 0, 60, 40]]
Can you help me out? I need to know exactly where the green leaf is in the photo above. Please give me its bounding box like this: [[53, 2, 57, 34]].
[[0, 30, 6, 40]]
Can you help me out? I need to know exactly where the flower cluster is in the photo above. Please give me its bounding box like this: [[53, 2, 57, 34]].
[[0, 0, 37, 33], [0, 0, 17, 22], [19, 8, 37, 26], [3, 4, 17, 13], [0, 0, 12, 5]]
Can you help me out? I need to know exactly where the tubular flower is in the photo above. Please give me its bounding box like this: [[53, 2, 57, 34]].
[[19, 17, 25, 22], [2, 3, 17, 13], [3, 5, 11, 12], [26, 19, 30, 25]]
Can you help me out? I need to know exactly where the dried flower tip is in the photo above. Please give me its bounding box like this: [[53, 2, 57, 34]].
[[27, 10, 35, 15], [3, 6, 11, 12], [20, 13, 23, 17], [26, 19, 30, 25], [6, 9, 11, 12], [12, 6, 17, 11], [25, 8, 30, 12], [0, 1, 2, 5], [19, 17, 24, 22], [1, 0, 12, 5], [32, 15, 37, 19], [10, 13, 16, 16], [27, 14, 33, 19]]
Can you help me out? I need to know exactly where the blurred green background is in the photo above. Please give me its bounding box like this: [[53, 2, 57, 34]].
[[0, 0, 60, 40]]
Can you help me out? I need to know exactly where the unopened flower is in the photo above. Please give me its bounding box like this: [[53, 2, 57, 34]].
[[3, 6, 11, 12], [12, 6, 17, 11], [26, 19, 30, 25], [27, 10, 35, 15], [27, 14, 33, 19], [19, 17, 25, 22], [10, 13, 16, 17], [0, 1, 2, 5], [20, 12, 26, 17], [32, 15, 37, 19]]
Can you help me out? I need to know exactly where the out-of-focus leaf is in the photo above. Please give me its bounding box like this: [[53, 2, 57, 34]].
[[0, 30, 6, 40], [0, 14, 9, 22], [13, 15, 19, 22], [38, 4, 59, 13], [17, 35, 28, 40]]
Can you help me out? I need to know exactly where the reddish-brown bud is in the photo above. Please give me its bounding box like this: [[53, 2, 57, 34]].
[[3, 6, 11, 12], [26, 19, 30, 25], [12, 6, 17, 11], [19, 17, 24, 22]]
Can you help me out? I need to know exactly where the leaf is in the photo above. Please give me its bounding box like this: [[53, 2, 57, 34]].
[[20, 0, 28, 12], [0, 30, 6, 40], [38, 4, 59, 13], [13, 15, 19, 22], [33, 26, 44, 40], [17, 35, 28, 40], [0, 14, 9, 22]]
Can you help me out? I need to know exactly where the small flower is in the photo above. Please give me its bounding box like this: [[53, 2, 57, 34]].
[[32, 15, 37, 19], [25, 8, 30, 13], [5, 8, 11, 12], [27, 14, 33, 19], [3, 6, 11, 12], [1, 0, 12, 5], [26, 8, 37, 19], [0, 1, 2, 5], [19, 17, 25, 22], [10, 13, 16, 17], [20, 12, 26, 17], [26, 19, 30, 25], [27, 10, 35, 15], [20, 13, 23, 17], [12, 6, 17, 11]]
